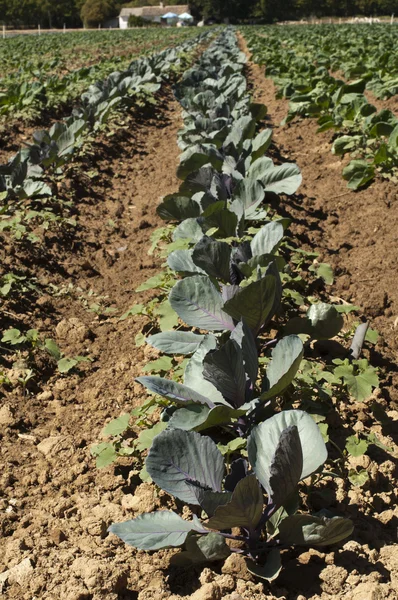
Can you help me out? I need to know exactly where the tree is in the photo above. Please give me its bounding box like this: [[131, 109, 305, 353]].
[[80, 0, 118, 27]]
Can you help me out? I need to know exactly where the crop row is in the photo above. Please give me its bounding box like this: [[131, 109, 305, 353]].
[[0, 29, 201, 120], [243, 25, 398, 189], [100, 29, 384, 581], [0, 31, 210, 376]]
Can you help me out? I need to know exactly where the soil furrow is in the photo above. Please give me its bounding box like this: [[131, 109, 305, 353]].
[[0, 85, 186, 599]]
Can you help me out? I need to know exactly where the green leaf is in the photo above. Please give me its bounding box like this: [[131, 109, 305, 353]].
[[167, 249, 205, 275], [136, 421, 167, 452], [94, 443, 118, 469], [246, 549, 282, 582], [44, 338, 62, 360], [248, 410, 327, 494], [142, 356, 173, 374], [286, 303, 344, 340], [168, 404, 243, 432], [224, 276, 276, 334], [146, 429, 224, 504], [279, 514, 353, 546], [366, 432, 393, 452], [203, 339, 247, 408], [192, 237, 232, 283], [136, 273, 165, 292], [251, 128, 273, 161], [342, 160, 374, 190], [169, 275, 235, 332], [109, 511, 205, 550], [250, 221, 284, 257], [171, 532, 231, 566], [102, 413, 131, 437], [267, 425, 303, 507], [207, 475, 263, 530], [217, 438, 246, 456], [147, 331, 206, 355], [1, 328, 26, 345], [315, 263, 334, 285], [365, 328, 379, 344], [345, 435, 368, 457], [155, 300, 179, 332], [135, 332, 146, 347], [261, 335, 303, 400], [348, 468, 369, 487], [249, 157, 302, 195], [57, 357, 78, 373], [119, 304, 145, 321], [137, 376, 214, 407], [334, 360, 379, 401]]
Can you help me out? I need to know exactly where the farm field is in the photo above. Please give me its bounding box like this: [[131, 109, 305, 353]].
[[0, 25, 397, 600]]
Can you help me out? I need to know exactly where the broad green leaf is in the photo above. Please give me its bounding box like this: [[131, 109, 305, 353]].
[[278, 514, 353, 547], [171, 532, 230, 566], [177, 145, 223, 180], [248, 410, 327, 492], [224, 276, 276, 334], [183, 338, 226, 406], [57, 357, 78, 373], [173, 218, 204, 242], [345, 435, 368, 457], [192, 237, 232, 283], [136, 421, 168, 452], [334, 360, 379, 401], [246, 549, 282, 582], [267, 425, 303, 507], [155, 300, 179, 332], [167, 250, 205, 275], [286, 303, 344, 340], [261, 335, 303, 400], [203, 339, 247, 408], [102, 413, 130, 437], [146, 331, 206, 355], [95, 444, 118, 469], [316, 263, 334, 285], [109, 511, 205, 550], [136, 273, 165, 292], [230, 320, 258, 386], [348, 468, 369, 487], [1, 328, 25, 345], [44, 338, 62, 360], [342, 160, 374, 190], [249, 158, 302, 195], [142, 356, 173, 373], [169, 275, 235, 332], [146, 429, 224, 504], [187, 488, 232, 518], [251, 128, 273, 161], [157, 195, 201, 221], [250, 221, 284, 257], [207, 475, 263, 530], [168, 404, 244, 432], [136, 376, 214, 408]]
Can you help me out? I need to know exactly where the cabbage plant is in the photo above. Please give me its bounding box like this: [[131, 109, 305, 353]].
[[109, 411, 353, 580]]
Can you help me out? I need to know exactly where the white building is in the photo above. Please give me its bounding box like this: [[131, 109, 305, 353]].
[[119, 4, 191, 28]]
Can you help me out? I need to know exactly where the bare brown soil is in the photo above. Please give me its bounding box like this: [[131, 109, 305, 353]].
[[0, 46, 397, 600]]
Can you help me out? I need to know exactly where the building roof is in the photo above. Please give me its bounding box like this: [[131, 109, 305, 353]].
[[120, 5, 190, 18]]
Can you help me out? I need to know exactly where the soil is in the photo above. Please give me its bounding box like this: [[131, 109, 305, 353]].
[[0, 37, 397, 600]]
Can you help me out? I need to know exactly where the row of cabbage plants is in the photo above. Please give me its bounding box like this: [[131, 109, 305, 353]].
[[108, 29, 354, 582], [0, 31, 210, 208], [0, 29, 200, 118], [243, 27, 398, 190]]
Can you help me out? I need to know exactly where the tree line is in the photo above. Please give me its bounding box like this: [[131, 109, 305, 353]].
[[0, 0, 397, 29]]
